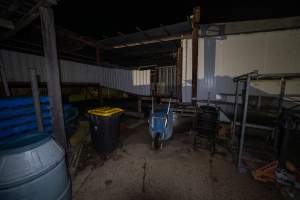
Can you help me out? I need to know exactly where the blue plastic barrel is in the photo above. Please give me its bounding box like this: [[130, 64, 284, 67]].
[[0, 134, 71, 200]]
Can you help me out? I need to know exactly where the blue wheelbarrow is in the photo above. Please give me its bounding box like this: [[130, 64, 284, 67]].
[[148, 97, 173, 149]]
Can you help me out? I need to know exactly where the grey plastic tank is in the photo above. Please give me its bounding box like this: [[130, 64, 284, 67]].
[[0, 134, 71, 200]]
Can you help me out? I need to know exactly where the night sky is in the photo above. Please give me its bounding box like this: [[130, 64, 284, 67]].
[[53, 0, 300, 39]]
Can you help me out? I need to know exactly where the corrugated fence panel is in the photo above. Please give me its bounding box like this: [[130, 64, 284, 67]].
[[1, 50, 45, 82], [0, 49, 150, 96], [157, 66, 176, 96]]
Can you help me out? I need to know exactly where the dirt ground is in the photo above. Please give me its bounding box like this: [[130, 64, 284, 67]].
[[72, 120, 283, 200]]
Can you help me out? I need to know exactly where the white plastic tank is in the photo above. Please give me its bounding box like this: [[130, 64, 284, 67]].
[[0, 134, 71, 200]]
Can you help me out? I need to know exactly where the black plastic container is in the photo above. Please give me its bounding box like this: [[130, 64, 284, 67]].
[[197, 105, 219, 134], [88, 107, 123, 154]]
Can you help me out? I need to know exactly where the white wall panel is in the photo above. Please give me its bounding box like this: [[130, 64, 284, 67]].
[[182, 29, 300, 102]]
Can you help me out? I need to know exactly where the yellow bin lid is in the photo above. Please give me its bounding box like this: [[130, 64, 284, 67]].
[[88, 107, 124, 117]]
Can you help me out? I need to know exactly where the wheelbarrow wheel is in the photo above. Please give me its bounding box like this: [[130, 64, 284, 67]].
[[153, 133, 161, 150]]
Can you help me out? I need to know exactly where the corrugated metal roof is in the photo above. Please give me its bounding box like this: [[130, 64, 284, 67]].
[[96, 22, 192, 49], [200, 16, 300, 37]]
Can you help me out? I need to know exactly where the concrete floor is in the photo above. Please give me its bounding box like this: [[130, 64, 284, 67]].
[[72, 120, 283, 200]]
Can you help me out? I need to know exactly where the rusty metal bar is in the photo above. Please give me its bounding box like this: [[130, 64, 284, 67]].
[[191, 7, 200, 104]]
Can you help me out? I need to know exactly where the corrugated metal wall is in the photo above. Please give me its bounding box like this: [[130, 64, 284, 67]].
[[0, 49, 150, 96], [157, 66, 176, 96], [182, 29, 300, 102]]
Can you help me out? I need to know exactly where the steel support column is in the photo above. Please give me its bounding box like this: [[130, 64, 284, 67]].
[[273, 78, 286, 149], [278, 78, 286, 114], [231, 81, 239, 161], [238, 75, 250, 172], [29, 68, 44, 132], [278, 115, 291, 169], [39, 6, 67, 149]]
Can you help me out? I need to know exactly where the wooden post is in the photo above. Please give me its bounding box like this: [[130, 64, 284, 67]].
[[29, 68, 44, 132], [96, 47, 100, 64], [176, 47, 182, 102], [0, 66, 10, 96], [150, 68, 158, 97], [39, 6, 67, 149], [138, 98, 142, 113], [98, 86, 103, 105], [191, 7, 200, 104], [96, 47, 103, 105]]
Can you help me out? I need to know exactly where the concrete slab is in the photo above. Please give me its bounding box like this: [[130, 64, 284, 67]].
[[73, 122, 283, 200]]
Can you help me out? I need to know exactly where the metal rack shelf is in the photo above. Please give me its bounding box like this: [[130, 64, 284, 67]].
[[232, 71, 300, 172]]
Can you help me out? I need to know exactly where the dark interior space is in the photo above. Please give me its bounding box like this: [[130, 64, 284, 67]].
[[0, 1, 300, 200]]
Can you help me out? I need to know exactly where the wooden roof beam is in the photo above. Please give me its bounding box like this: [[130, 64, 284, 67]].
[[0, 0, 56, 41], [0, 18, 14, 29]]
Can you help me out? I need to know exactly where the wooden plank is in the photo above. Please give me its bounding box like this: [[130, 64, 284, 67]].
[[39, 6, 67, 149], [191, 7, 200, 104], [29, 68, 44, 132], [176, 47, 182, 102]]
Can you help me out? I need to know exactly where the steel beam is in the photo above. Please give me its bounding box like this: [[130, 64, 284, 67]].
[[29, 68, 44, 132], [39, 6, 67, 149], [233, 70, 258, 82]]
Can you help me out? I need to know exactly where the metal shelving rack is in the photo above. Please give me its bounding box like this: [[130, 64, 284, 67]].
[[231, 70, 300, 172]]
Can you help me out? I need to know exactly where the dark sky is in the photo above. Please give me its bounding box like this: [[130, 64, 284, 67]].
[[53, 0, 300, 39]]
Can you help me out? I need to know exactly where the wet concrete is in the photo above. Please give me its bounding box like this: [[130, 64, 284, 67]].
[[72, 121, 283, 200]]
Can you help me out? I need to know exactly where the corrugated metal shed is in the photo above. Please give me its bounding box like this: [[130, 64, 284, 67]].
[[0, 49, 151, 96]]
